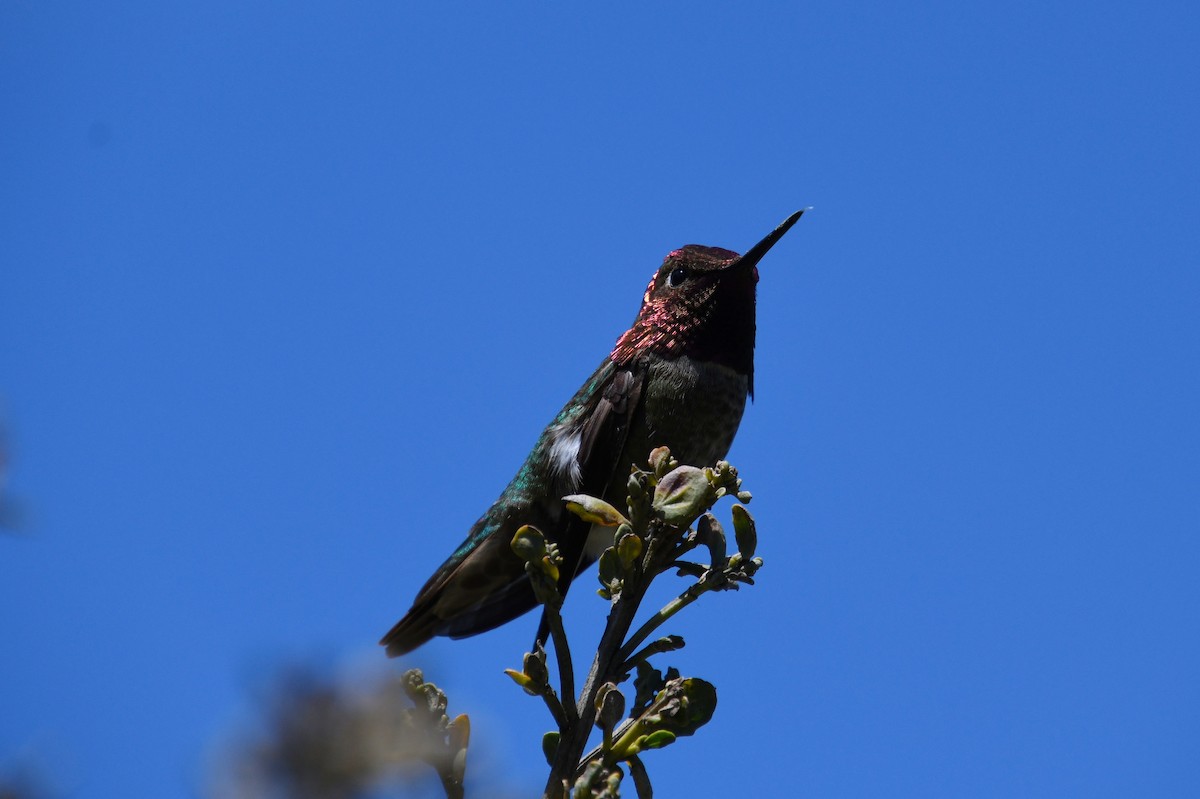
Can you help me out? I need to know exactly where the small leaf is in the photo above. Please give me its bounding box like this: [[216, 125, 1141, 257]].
[[731, 504, 757, 559], [627, 471, 646, 500], [652, 466, 716, 526], [673, 561, 706, 578], [628, 634, 686, 665], [542, 731, 560, 767], [510, 525, 546, 562], [639, 730, 677, 750], [523, 649, 549, 687], [659, 678, 717, 736], [563, 494, 629, 527], [632, 661, 664, 715], [616, 532, 643, 570], [503, 668, 539, 696], [595, 683, 626, 733], [448, 713, 471, 751], [696, 514, 727, 567], [598, 548, 621, 586], [647, 446, 672, 474]]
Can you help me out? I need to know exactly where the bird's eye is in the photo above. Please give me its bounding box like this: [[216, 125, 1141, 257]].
[[667, 266, 690, 288]]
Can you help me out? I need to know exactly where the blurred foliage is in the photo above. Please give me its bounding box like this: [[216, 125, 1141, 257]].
[[0, 760, 53, 799], [0, 417, 26, 532], [0, 778, 47, 799], [209, 668, 471, 799]]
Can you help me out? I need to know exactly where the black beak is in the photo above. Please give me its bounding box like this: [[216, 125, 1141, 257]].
[[730, 208, 807, 270]]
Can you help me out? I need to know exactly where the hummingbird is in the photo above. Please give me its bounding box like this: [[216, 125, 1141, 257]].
[[381, 210, 805, 656]]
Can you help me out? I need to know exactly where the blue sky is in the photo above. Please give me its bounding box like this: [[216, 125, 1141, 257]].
[[2, 2, 1198, 796]]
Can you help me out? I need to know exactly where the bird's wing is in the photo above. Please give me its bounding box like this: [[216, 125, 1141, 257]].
[[381, 358, 645, 656], [563, 362, 645, 578], [529, 360, 646, 646]]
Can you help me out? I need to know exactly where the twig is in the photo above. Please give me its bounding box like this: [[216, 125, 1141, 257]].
[[545, 601, 578, 726], [539, 681, 568, 731], [618, 581, 708, 665], [544, 575, 650, 796]]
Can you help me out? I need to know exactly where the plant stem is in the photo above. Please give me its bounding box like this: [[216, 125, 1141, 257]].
[[545, 602, 578, 726], [617, 580, 708, 665], [543, 577, 650, 797], [539, 686, 568, 731], [628, 755, 653, 799]]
